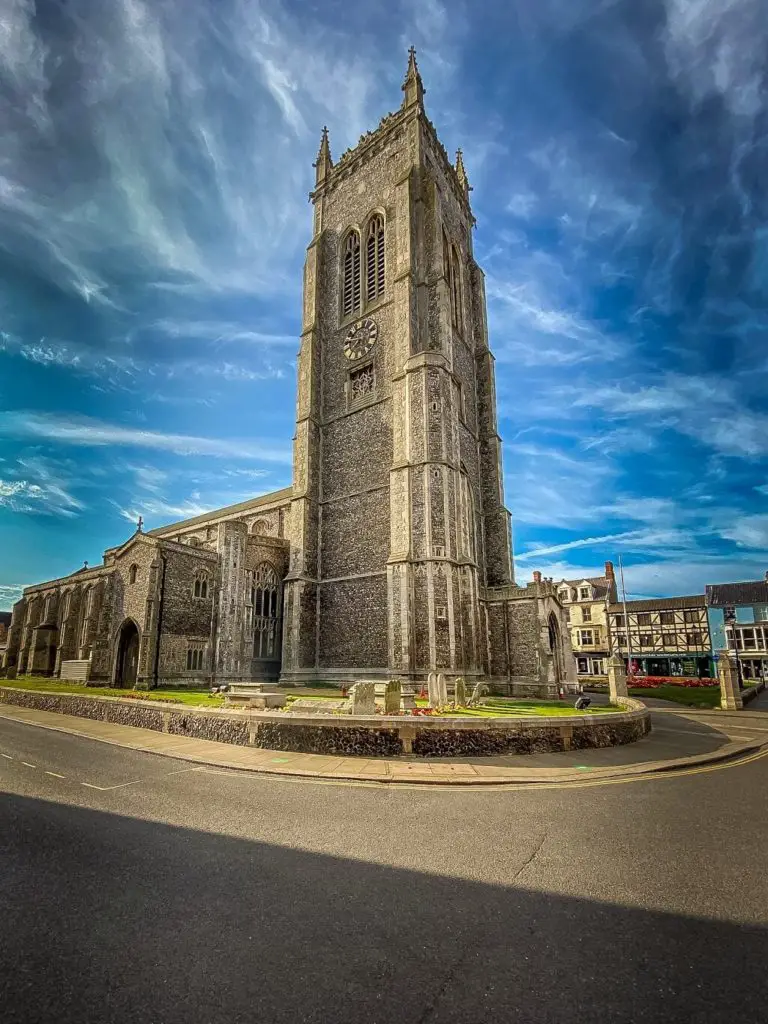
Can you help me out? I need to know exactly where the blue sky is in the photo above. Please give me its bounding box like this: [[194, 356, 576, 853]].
[[1, 0, 766, 609]]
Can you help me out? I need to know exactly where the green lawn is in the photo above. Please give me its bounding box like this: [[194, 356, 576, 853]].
[[628, 685, 721, 709], [1, 677, 225, 706], [2, 677, 347, 708], [447, 697, 620, 718], [3, 678, 624, 717]]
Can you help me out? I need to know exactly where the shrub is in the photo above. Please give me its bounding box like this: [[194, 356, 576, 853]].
[[627, 675, 717, 689]]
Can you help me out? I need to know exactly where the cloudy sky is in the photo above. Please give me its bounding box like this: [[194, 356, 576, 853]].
[[1, 0, 766, 608]]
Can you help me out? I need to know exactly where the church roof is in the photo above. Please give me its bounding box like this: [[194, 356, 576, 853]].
[[146, 486, 293, 538]]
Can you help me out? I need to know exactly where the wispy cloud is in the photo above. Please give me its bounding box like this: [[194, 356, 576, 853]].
[[0, 455, 84, 517], [0, 411, 292, 462], [0, 583, 28, 608], [720, 514, 768, 550], [115, 497, 216, 525], [517, 526, 701, 562], [0, 0, 766, 604], [662, 0, 765, 118], [148, 319, 296, 347]]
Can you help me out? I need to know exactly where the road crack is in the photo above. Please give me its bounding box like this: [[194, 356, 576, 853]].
[[510, 830, 548, 883], [415, 833, 548, 1024]]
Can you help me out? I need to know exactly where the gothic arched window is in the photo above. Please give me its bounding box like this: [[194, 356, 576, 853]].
[[80, 587, 93, 648], [193, 576, 209, 600], [129, 564, 138, 585], [458, 471, 476, 562], [365, 214, 385, 302], [251, 562, 280, 660], [342, 229, 361, 318], [451, 245, 463, 332]]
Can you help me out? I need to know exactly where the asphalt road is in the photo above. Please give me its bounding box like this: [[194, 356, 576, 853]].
[[2, 717, 767, 1023]]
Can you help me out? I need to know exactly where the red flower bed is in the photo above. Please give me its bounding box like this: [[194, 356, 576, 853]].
[[627, 675, 717, 689]]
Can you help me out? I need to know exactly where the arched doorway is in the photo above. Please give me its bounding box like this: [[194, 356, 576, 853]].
[[249, 562, 282, 679], [252, 563, 280, 660], [115, 619, 140, 688], [548, 613, 563, 686]]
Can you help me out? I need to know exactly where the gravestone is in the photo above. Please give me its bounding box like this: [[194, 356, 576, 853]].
[[454, 677, 467, 706], [469, 682, 489, 706], [400, 682, 417, 710], [607, 654, 628, 704], [288, 699, 346, 715], [346, 681, 376, 715], [436, 673, 448, 706], [384, 679, 401, 714], [427, 672, 440, 708]]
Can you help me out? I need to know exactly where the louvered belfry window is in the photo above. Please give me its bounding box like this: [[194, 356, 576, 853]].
[[365, 214, 385, 302], [343, 230, 361, 317]]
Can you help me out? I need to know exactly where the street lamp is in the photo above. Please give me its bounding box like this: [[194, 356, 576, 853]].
[[724, 610, 744, 690]]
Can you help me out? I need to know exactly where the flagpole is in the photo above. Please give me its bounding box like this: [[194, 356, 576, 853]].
[[618, 555, 633, 672]]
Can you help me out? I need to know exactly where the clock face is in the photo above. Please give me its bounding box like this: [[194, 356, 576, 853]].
[[344, 317, 378, 360]]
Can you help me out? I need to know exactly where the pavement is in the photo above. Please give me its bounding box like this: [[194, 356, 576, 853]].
[[2, 712, 768, 1023], [1, 697, 767, 786]]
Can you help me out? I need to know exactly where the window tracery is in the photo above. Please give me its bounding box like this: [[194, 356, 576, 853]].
[[349, 364, 375, 403], [251, 562, 280, 660]]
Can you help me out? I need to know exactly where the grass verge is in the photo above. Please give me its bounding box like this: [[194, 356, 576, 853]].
[[628, 685, 721, 709], [2, 677, 224, 706], [444, 697, 621, 718]]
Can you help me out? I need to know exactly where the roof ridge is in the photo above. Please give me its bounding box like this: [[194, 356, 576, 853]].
[[147, 486, 293, 537]]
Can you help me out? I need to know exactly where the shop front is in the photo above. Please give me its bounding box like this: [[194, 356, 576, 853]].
[[626, 653, 713, 678]]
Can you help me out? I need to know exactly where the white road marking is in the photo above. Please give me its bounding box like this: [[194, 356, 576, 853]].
[[80, 767, 203, 791], [45, 771, 66, 779], [81, 781, 142, 791], [21, 761, 36, 768], [1, 753, 12, 759]]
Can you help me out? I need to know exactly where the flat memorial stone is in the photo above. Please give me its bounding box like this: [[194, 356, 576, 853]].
[[287, 699, 347, 715]]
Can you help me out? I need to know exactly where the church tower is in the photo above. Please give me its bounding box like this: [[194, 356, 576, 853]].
[[280, 50, 515, 687], [4, 50, 576, 698]]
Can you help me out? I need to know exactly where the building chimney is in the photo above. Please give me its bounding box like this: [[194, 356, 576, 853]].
[[533, 571, 542, 584], [605, 560, 615, 580]]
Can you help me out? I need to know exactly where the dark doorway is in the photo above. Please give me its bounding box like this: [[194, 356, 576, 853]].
[[46, 641, 57, 677], [548, 613, 563, 686], [115, 620, 140, 688]]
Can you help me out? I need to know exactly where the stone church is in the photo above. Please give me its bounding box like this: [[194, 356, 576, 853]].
[[3, 52, 576, 698]]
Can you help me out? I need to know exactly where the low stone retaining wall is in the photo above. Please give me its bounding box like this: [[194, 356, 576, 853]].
[[0, 687, 651, 758], [741, 681, 766, 706]]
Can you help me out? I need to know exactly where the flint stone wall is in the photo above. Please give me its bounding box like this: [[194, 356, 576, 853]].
[[0, 687, 650, 758]]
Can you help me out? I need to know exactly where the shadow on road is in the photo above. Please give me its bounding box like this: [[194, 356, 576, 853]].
[[1, 793, 765, 1023]]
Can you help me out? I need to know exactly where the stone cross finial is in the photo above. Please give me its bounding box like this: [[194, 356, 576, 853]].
[[314, 125, 333, 185], [83, 560, 88, 569], [137, 515, 144, 532], [402, 46, 425, 109]]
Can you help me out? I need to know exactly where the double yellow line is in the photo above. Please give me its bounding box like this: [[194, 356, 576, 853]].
[[279, 744, 768, 792]]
